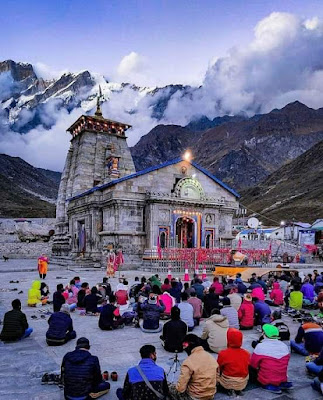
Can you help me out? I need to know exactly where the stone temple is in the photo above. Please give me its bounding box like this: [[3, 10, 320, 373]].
[[52, 99, 240, 267]]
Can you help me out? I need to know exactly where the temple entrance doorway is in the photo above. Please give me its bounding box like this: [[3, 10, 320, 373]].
[[176, 217, 195, 248]]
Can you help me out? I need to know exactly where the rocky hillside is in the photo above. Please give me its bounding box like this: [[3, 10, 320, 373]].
[[131, 101, 323, 190], [0, 154, 61, 217], [240, 140, 323, 222]]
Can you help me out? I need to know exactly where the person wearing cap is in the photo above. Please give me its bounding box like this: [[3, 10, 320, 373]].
[[0, 299, 33, 341], [61, 337, 110, 400], [161, 306, 188, 352], [217, 328, 250, 395], [252, 310, 290, 348], [290, 318, 323, 355], [250, 324, 292, 394], [46, 304, 76, 346], [169, 333, 218, 400], [139, 293, 165, 332], [116, 344, 169, 400], [238, 294, 254, 330]]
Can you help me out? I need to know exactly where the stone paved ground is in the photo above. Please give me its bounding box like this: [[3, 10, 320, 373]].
[[0, 259, 323, 400]]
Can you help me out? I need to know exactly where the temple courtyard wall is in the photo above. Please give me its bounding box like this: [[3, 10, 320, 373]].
[[0, 259, 323, 399]]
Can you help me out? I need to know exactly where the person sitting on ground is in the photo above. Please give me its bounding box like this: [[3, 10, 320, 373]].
[[184, 282, 195, 296], [220, 297, 239, 329], [301, 278, 316, 305], [161, 306, 187, 352], [257, 276, 268, 294], [288, 284, 303, 309], [99, 294, 124, 330], [201, 308, 229, 353], [27, 280, 44, 307], [252, 310, 290, 348], [178, 292, 194, 331], [187, 290, 203, 326], [251, 285, 265, 301], [116, 282, 129, 306], [250, 324, 292, 394], [266, 282, 284, 306], [202, 277, 211, 289], [169, 334, 218, 400], [150, 275, 162, 290], [238, 294, 254, 330], [249, 277, 261, 290], [161, 278, 171, 293], [65, 279, 79, 307], [314, 276, 323, 294], [98, 277, 112, 298], [73, 276, 81, 289], [0, 299, 33, 341], [61, 337, 110, 400], [84, 286, 103, 314], [306, 346, 323, 376], [40, 282, 50, 304], [210, 276, 224, 295], [77, 282, 89, 308], [140, 293, 165, 332], [159, 290, 175, 318], [116, 344, 169, 400], [169, 279, 182, 303], [192, 278, 205, 300], [227, 286, 242, 311], [236, 278, 247, 294], [253, 297, 271, 326], [46, 303, 76, 346], [203, 286, 220, 318], [290, 318, 323, 355], [217, 328, 250, 395], [53, 283, 66, 312]]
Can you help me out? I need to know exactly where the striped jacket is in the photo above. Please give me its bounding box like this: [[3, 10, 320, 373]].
[[250, 338, 290, 385], [295, 322, 323, 354]]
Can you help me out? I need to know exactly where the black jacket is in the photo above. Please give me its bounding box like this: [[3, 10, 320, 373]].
[[162, 319, 187, 352], [61, 349, 103, 397], [0, 309, 28, 341], [84, 293, 101, 313], [46, 312, 74, 340], [141, 300, 165, 330], [53, 290, 65, 312], [99, 304, 117, 330], [77, 289, 86, 307]]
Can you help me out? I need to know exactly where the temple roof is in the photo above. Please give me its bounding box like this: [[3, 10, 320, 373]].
[[67, 114, 132, 133], [69, 157, 240, 201]]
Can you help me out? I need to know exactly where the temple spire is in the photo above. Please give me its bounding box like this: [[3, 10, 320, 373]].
[[95, 85, 103, 117]]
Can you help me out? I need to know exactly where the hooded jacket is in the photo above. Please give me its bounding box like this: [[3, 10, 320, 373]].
[[201, 314, 229, 353], [46, 312, 74, 340], [27, 281, 42, 306], [301, 282, 315, 302], [238, 300, 254, 328], [176, 346, 218, 400], [61, 348, 103, 397], [211, 281, 224, 295], [270, 282, 284, 305], [217, 328, 250, 377], [250, 338, 290, 385], [251, 287, 265, 301]]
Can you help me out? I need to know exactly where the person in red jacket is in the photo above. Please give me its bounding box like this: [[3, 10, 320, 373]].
[[210, 277, 224, 295], [217, 328, 250, 395], [266, 282, 284, 306], [238, 294, 254, 330]]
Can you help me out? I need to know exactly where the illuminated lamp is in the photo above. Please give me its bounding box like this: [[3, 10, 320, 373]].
[[183, 150, 192, 162]]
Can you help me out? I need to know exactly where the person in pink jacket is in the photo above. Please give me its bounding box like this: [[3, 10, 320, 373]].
[[66, 280, 79, 305], [250, 324, 292, 394], [266, 282, 284, 306], [238, 294, 254, 330], [251, 287, 265, 301], [210, 277, 224, 295]]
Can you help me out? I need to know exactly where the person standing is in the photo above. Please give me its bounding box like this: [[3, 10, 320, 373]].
[[0, 299, 33, 341], [169, 334, 218, 400], [38, 254, 49, 279], [116, 345, 169, 400], [61, 337, 110, 400]]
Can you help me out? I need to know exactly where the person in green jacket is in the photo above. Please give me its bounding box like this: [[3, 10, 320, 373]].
[[289, 285, 303, 310], [0, 299, 33, 341]]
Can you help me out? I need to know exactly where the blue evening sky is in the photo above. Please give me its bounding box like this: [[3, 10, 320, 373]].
[[1, 0, 323, 85]]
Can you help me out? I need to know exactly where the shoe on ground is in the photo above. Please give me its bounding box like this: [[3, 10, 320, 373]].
[[41, 373, 49, 384], [262, 384, 282, 394], [279, 381, 293, 390]]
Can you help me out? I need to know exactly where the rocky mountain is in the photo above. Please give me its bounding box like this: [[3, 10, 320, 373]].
[[0, 154, 61, 217], [131, 101, 323, 190], [240, 140, 323, 222]]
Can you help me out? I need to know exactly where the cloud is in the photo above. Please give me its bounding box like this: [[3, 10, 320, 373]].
[[115, 52, 154, 86], [33, 62, 68, 80]]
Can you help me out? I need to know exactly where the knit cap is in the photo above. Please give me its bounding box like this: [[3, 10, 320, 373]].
[[262, 323, 279, 338]]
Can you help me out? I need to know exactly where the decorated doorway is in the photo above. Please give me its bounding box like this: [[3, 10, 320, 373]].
[[176, 217, 195, 248]]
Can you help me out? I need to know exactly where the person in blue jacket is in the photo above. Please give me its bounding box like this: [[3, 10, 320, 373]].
[[46, 304, 76, 346]]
